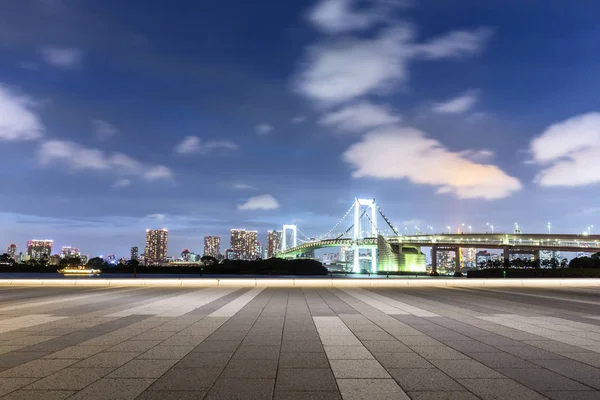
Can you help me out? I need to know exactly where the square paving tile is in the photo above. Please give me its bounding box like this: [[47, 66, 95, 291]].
[[458, 378, 550, 400], [330, 359, 390, 378], [206, 378, 274, 400], [406, 392, 479, 400], [497, 368, 594, 391], [75, 351, 139, 368], [176, 352, 232, 368], [389, 368, 465, 392], [324, 346, 374, 360], [68, 378, 155, 400], [23, 367, 113, 390], [278, 352, 330, 368], [430, 359, 505, 379], [361, 341, 412, 353], [107, 359, 178, 378], [336, 378, 410, 400], [1, 390, 77, 400], [221, 359, 278, 378], [150, 367, 223, 391], [275, 369, 337, 392], [138, 345, 195, 360], [373, 352, 434, 369], [0, 378, 37, 397], [281, 341, 325, 353], [273, 391, 342, 400]]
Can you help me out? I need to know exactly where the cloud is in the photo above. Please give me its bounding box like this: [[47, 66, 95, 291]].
[[255, 124, 273, 135], [238, 194, 280, 211], [530, 112, 600, 187], [291, 116, 307, 124], [40, 46, 82, 68], [145, 213, 166, 222], [93, 119, 118, 140], [233, 184, 256, 190], [432, 90, 478, 114], [144, 165, 174, 181], [174, 136, 238, 154], [308, 0, 381, 34], [416, 28, 492, 59], [294, 27, 414, 105], [0, 84, 44, 141], [39, 140, 173, 182], [342, 126, 521, 199], [112, 178, 131, 189], [319, 101, 400, 133]]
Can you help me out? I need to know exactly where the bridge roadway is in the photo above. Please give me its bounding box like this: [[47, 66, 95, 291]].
[[280, 233, 600, 272]]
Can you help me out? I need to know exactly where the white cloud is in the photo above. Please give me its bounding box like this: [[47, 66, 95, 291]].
[[308, 0, 379, 34], [40, 46, 82, 68], [39, 140, 173, 182], [416, 28, 492, 59], [319, 101, 400, 133], [255, 124, 273, 135], [238, 194, 280, 211], [342, 126, 521, 199], [146, 213, 166, 222], [93, 119, 118, 140], [530, 113, 600, 187], [144, 165, 173, 181], [112, 178, 131, 189], [233, 184, 256, 190], [294, 27, 414, 105], [291, 116, 307, 124], [174, 136, 238, 154], [0, 84, 44, 141], [432, 90, 478, 114]]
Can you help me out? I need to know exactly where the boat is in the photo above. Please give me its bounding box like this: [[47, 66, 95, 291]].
[[57, 266, 102, 276]]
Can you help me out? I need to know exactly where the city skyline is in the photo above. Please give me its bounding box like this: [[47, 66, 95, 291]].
[[2, 0, 600, 256]]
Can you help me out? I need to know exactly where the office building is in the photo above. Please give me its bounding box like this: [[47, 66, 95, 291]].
[[267, 230, 282, 258], [230, 229, 245, 254], [245, 231, 258, 259], [61, 246, 81, 258], [204, 236, 221, 257], [7, 244, 17, 261], [476, 250, 491, 267], [26, 240, 53, 260], [230, 229, 257, 260], [130, 246, 138, 260], [145, 229, 168, 265], [256, 242, 263, 259]]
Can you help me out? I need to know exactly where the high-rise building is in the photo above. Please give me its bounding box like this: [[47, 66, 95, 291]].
[[256, 242, 263, 259], [7, 244, 17, 261], [26, 240, 53, 260], [245, 231, 258, 259], [267, 230, 282, 258], [145, 229, 168, 265], [61, 246, 81, 258], [230, 229, 245, 254], [130, 246, 138, 260], [204, 236, 221, 257]]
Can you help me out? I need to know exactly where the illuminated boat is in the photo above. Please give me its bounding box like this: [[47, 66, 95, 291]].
[[57, 266, 102, 276]]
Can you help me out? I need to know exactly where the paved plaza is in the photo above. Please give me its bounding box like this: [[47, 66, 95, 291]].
[[0, 284, 600, 399]]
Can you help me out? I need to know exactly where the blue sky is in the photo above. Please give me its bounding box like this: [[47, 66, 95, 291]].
[[1, 0, 600, 257]]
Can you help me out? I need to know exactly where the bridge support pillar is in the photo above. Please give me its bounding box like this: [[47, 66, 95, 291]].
[[431, 246, 437, 274], [534, 249, 540, 266], [455, 247, 461, 274], [503, 247, 510, 268]]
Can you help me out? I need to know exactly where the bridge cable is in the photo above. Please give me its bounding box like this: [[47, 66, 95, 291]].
[[320, 202, 355, 240]]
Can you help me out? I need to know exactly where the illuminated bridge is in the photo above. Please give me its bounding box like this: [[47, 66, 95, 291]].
[[277, 198, 600, 273]]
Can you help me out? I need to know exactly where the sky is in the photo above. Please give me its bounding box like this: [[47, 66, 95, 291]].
[[1, 0, 600, 258]]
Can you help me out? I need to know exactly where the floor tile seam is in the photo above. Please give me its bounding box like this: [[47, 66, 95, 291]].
[[271, 289, 291, 400], [358, 289, 440, 317]]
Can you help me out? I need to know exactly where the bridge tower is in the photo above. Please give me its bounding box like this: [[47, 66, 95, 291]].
[[281, 224, 297, 252], [353, 198, 378, 273]]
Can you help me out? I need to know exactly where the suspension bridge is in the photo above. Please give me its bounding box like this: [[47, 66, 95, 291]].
[[277, 198, 600, 274]]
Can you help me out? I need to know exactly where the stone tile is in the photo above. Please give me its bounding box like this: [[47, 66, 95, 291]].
[[330, 359, 390, 378], [1, 390, 76, 400], [136, 390, 207, 400], [0, 352, 50, 369], [133, 331, 177, 341], [411, 346, 470, 360], [0, 378, 36, 397], [396, 336, 442, 347], [138, 345, 195, 360], [233, 345, 280, 360], [0, 358, 77, 378], [75, 351, 138, 368], [353, 331, 396, 341], [68, 378, 155, 400], [273, 391, 342, 400], [389, 368, 465, 392], [523, 340, 587, 353], [532, 358, 600, 379], [275, 369, 337, 392], [336, 378, 409, 400], [106, 341, 161, 353], [282, 332, 321, 341], [43, 345, 111, 359], [443, 340, 502, 354], [458, 378, 550, 400], [560, 352, 600, 368], [107, 359, 178, 378], [468, 352, 539, 369], [319, 335, 362, 346], [193, 341, 240, 353], [407, 392, 479, 400], [206, 378, 274, 400], [373, 352, 434, 369], [430, 359, 504, 379], [176, 352, 232, 368], [278, 352, 330, 368], [150, 368, 222, 391], [281, 341, 324, 353], [23, 367, 112, 390], [221, 359, 278, 378], [324, 346, 374, 360], [497, 368, 593, 391], [542, 391, 600, 400], [0, 346, 25, 355], [497, 345, 565, 360], [361, 341, 412, 353]]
